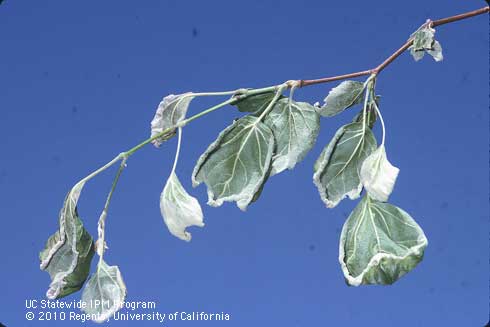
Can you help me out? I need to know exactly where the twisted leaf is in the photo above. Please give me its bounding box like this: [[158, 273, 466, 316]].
[[150, 93, 194, 147], [81, 259, 127, 323], [360, 145, 399, 202], [39, 182, 95, 299], [317, 81, 365, 117], [192, 115, 274, 211], [409, 26, 443, 62], [161, 172, 204, 241], [339, 196, 428, 286]]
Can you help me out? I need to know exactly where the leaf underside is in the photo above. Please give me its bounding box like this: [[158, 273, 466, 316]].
[[339, 196, 428, 286], [81, 259, 127, 323], [161, 172, 204, 241], [39, 182, 95, 299], [192, 115, 274, 211]]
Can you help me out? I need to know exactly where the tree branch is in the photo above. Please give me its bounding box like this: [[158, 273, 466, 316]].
[[300, 6, 489, 87]]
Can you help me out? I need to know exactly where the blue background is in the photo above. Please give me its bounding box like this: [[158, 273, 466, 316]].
[[0, 1, 488, 326]]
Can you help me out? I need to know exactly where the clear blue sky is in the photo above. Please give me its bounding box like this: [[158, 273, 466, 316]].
[[0, 1, 488, 326]]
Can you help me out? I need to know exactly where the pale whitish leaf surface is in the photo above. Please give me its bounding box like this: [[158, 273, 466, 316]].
[[233, 92, 283, 115], [317, 81, 365, 117], [360, 145, 399, 202], [150, 93, 194, 147], [339, 196, 428, 286], [161, 172, 204, 241], [313, 122, 377, 208], [82, 259, 127, 323], [192, 115, 274, 211], [264, 98, 320, 175], [39, 182, 95, 299], [409, 26, 443, 62]]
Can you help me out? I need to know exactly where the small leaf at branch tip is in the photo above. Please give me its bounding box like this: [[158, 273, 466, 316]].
[[150, 93, 194, 147], [161, 172, 204, 242], [409, 26, 443, 62], [360, 145, 399, 202]]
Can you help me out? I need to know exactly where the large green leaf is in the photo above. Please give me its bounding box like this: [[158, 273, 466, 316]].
[[232, 92, 283, 115], [192, 115, 274, 211], [409, 26, 443, 62], [313, 122, 377, 208], [161, 172, 204, 241], [150, 93, 194, 146], [317, 81, 365, 117], [339, 196, 428, 286], [81, 259, 127, 323], [39, 182, 95, 299], [264, 98, 320, 175]]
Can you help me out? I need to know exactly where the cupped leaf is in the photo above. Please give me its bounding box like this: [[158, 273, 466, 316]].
[[161, 172, 204, 241], [317, 81, 365, 117], [150, 93, 194, 147], [264, 98, 320, 175], [339, 196, 428, 286], [360, 145, 399, 202], [409, 26, 443, 62], [192, 115, 274, 211], [39, 182, 95, 299], [81, 259, 127, 323], [313, 122, 377, 208], [233, 92, 283, 115]]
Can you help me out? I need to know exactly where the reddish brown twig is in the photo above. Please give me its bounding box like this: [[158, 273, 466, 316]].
[[299, 6, 489, 87]]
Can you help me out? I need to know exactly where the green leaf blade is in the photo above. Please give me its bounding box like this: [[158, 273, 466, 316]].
[[317, 81, 365, 117], [264, 98, 320, 175], [339, 196, 428, 286], [39, 182, 95, 299], [192, 115, 274, 211], [313, 122, 377, 208], [81, 259, 127, 323], [233, 92, 282, 115]]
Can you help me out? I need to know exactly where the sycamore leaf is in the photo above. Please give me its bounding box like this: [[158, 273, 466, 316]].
[[39, 182, 95, 299], [150, 93, 194, 147], [233, 92, 284, 115], [409, 26, 443, 62], [313, 122, 377, 208], [317, 81, 365, 117], [161, 172, 204, 241], [360, 145, 399, 202], [81, 259, 127, 323], [339, 196, 428, 286], [264, 98, 320, 175], [192, 115, 274, 211]]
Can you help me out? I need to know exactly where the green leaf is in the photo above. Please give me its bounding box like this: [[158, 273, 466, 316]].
[[81, 259, 127, 323], [409, 26, 443, 62], [263, 98, 320, 175], [313, 122, 377, 208], [360, 145, 399, 202], [161, 172, 204, 241], [192, 115, 274, 211], [352, 97, 379, 129], [233, 92, 284, 115], [39, 182, 95, 299], [317, 81, 365, 117], [339, 196, 428, 286], [150, 93, 194, 147]]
